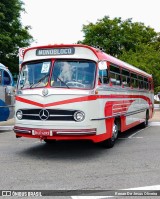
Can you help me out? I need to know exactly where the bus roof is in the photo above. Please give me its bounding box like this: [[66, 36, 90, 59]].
[[23, 44, 152, 78], [100, 52, 152, 78]]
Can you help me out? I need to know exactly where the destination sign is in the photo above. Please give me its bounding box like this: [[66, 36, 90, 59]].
[[36, 48, 75, 56]]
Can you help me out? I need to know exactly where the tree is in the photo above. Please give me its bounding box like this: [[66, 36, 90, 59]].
[[79, 16, 157, 56], [78, 16, 160, 92], [0, 0, 33, 74]]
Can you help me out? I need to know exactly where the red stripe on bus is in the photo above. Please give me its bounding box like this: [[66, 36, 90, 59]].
[[15, 95, 97, 108], [15, 94, 153, 108]]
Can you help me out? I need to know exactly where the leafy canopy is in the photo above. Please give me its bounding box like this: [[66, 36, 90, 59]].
[[0, 0, 33, 74], [79, 16, 160, 93]]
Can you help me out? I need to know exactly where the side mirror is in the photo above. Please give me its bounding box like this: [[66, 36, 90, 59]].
[[98, 61, 107, 70]]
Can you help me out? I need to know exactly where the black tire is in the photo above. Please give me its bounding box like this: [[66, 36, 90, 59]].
[[100, 121, 119, 148], [141, 111, 149, 128]]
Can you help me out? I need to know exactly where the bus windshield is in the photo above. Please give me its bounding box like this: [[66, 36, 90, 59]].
[[51, 60, 96, 89], [18, 61, 51, 89]]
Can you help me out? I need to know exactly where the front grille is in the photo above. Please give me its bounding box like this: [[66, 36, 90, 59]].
[[20, 109, 76, 121]]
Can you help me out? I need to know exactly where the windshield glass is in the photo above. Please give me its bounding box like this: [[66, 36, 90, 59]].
[[51, 60, 96, 89], [18, 61, 51, 89]]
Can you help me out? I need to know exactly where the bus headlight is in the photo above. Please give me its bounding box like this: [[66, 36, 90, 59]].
[[74, 111, 85, 122], [16, 110, 23, 120]]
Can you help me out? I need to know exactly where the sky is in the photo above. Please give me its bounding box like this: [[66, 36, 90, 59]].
[[21, 0, 160, 46]]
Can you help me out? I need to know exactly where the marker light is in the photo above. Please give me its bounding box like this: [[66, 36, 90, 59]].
[[74, 111, 85, 122], [16, 110, 23, 120]]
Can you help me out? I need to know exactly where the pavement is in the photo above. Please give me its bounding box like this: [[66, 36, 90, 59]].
[[0, 118, 15, 126], [0, 118, 14, 131], [150, 109, 160, 122]]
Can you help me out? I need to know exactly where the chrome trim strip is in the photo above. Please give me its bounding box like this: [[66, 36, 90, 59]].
[[22, 114, 72, 117], [56, 131, 96, 135], [91, 108, 147, 121], [50, 114, 73, 117], [23, 114, 39, 116], [14, 128, 31, 134], [0, 105, 15, 108]]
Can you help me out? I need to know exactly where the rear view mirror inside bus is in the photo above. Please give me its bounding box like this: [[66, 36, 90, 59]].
[[98, 61, 107, 70]]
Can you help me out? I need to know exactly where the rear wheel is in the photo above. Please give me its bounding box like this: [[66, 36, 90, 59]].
[[141, 110, 149, 128]]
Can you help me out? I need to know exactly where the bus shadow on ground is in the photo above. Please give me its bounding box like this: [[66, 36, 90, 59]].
[[17, 139, 110, 160], [16, 125, 145, 161]]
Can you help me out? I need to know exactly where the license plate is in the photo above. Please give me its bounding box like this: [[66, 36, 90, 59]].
[[34, 129, 50, 136]]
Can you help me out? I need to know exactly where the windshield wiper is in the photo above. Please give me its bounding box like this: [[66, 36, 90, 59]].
[[30, 73, 49, 88]]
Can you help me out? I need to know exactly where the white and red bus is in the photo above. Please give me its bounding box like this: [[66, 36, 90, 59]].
[[14, 44, 154, 148]]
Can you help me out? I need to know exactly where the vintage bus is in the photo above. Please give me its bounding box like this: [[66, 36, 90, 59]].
[[14, 44, 154, 148], [0, 63, 15, 122]]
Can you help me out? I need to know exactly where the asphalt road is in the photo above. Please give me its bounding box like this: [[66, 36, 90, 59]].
[[0, 122, 160, 198]]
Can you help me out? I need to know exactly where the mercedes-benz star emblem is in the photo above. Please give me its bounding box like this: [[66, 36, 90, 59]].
[[39, 109, 49, 120], [42, 88, 48, 96]]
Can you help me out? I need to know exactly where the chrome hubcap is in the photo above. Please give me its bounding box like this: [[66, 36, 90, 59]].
[[112, 123, 118, 141]]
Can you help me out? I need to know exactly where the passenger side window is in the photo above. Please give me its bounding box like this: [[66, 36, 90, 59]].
[[109, 65, 121, 85], [122, 69, 130, 87], [149, 80, 152, 91], [138, 75, 144, 89], [131, 73, 138, 88], [144, 78, 149, 90]]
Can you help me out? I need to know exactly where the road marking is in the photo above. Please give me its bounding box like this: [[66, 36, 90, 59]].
[[119, 122, 160, 140], [128, 126, 150, 139], [118, 127, 148, 140], [118, 137, 143, 140], [149, 122, 160, 126], [71, 185, 160, 199], [124, 184, 160, 190]]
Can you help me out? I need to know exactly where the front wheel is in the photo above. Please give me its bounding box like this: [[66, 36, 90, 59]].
[[100, 121, 119, 148]]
